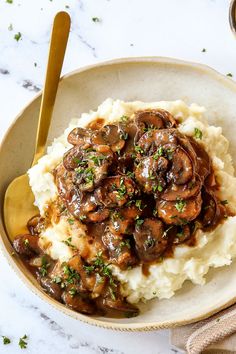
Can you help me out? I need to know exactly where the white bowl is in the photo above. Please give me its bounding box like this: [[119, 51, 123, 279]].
[[1, 57, 236, 331]]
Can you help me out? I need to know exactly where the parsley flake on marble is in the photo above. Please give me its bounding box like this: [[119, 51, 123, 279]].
[[2, 336, 11, 345], [19, 335, 28, 349], [14, 32, 22, 42], [92, 17, 101, 23]]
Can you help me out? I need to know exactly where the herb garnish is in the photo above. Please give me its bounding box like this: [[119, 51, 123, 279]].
[[221, 200, 228, 205], [62, 237, 77, 250], [135, 199, 142, 210], [153, 146, 164, 159], [6, 0, 13, 3], [194, 127, 203, 139], [90, 154, 107, 166], [23, 238, 29, 247], [116, 178, 127, 200], [135, 218, 144, 227], [175, 199, 186, 213], [134, 145, 144, 154], [120, 115, 129, 123], [40, 256, 50, 276], [14, 32, 22, 41], [144, 236, 155, 248], [69, 288, 77, 297], [19, 335, 28, 349], [63, 265, 80, 284], [2, 336, 11, 345], [92, 17, 101, 22], [67, 218, 74, 225], [8, 23, 13, 31], [227, 73, 233, 77], [202, 48, 206, 52]]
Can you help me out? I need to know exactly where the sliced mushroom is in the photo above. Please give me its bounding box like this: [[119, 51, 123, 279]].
[[109, 205, 141, 235], [167, 147, 193, 185], [157, 192, 202, 225], [162, 178, 202, 201], [63, 146, 83, 171], [133, 218, 167, 262], [67, 127, 97, 147], [40, 277, 63, 301], [96, 287, 139, 318], [190, 137, 211, 182], [173, 224, 191, 244], [199, 189, 220, 228], [27, 215, 45, 235], [95, 176, 138, 208], [13, 234, 40, 257], [102, 232, 137, 269], [62, 290, 96, 315], [138, 129, 178, 154], [134, 156, 167, 194], [100, 124, 126, 152], [135, 109, 176, 132]]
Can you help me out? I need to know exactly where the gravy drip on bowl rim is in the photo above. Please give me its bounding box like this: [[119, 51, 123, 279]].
[[12, 106, 233, 318]]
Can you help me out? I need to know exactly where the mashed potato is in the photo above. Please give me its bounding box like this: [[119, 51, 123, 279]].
[[28, 99, 236, 303]]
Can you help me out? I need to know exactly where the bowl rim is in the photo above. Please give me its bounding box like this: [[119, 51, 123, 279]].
[[1, 56, 236, 331]]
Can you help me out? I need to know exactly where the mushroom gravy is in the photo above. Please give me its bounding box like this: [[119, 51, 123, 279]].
[[13, 109, 232, 318]]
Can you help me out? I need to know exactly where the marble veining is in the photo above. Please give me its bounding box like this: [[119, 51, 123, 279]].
[[0, 0, 235, 353]]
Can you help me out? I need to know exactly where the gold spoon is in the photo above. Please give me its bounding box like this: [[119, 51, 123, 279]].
[[3, 11, 71, 241]]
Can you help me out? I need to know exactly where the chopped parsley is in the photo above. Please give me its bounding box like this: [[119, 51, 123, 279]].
[[63, 265, 80, 284], [109, 286, 116, 300], [135, 199, 142, 210], [6, 0, 13, 3], [53, 276, 62, 284], [92, 17, 101, 22], [73, 157, 87, 166], [119, 131, 128, 140], [134, 145, 144, 154], [120, 115, 129, 123], [220, 200, 228, 205], [79, 215, 86, 221], [153, 146, 164, 159], [126, 171, 135, 178], [227, 73, 233, 77], [153, 184, 163, 192], [90, 154, 107, 166], [119, 240, 131, 249], [202, 48, 206, 52], [84, 167, 95, 183], [67, 218, 74, 225], [194, 127, 203, 139], [135, 218, 144, 227], [23, 238, 29, 247], [34, 62, 37, 67], [116, 178, 127, 199], [83, 265, 95, 274], [144, 236, 155, 248], [40, 256, 50, 276], [2, 336, 11, 345], [153, 209, 158, 216], [19, 335, 28, 349], [175, 199, 186, 213], [62, 237, 77, 250], [14, 32, 22, 41], [148, 171, 156, 180], [8, 23, 13, 31], [68, 288, 77, 296]]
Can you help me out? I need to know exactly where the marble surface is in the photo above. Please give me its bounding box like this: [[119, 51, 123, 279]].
[[0, 0, 236, 353]]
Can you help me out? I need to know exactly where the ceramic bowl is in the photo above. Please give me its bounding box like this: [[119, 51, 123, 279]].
[[1, 57, 236, 331]]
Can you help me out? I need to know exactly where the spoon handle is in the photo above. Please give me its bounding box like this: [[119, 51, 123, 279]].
[[32, 11, 71, 166]]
